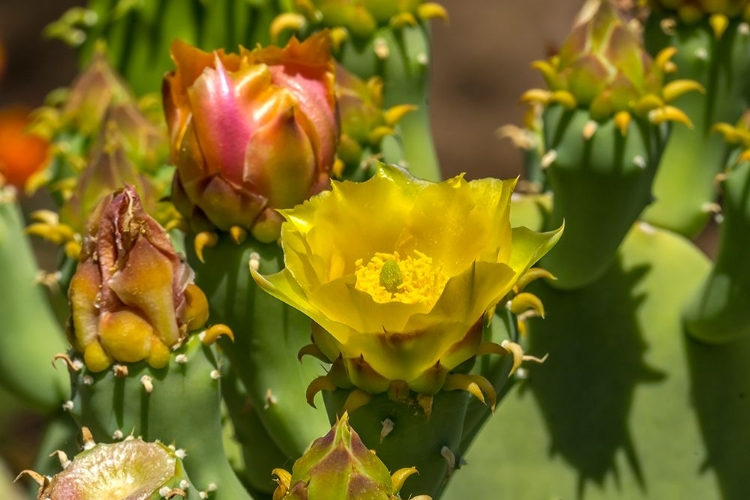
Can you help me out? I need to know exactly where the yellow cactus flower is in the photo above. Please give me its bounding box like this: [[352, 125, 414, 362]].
[[252, 164, 562, 397]]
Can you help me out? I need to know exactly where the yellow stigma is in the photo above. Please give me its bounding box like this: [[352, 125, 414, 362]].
[[354, 251, 448, 306]]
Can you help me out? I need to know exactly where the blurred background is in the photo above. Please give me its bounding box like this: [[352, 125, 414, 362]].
[[0, 0, 584, 180]]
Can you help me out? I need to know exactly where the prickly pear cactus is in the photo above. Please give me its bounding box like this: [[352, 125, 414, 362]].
[[3, 1, 750, 500]]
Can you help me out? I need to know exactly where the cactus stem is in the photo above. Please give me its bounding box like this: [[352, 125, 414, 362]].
[[440, 446, 455, 478], [380, 418, 395, 443]]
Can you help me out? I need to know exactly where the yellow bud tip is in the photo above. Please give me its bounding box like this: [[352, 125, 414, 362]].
[[229, 226, 247, 245], [332, 158, 345, 178], [391, 467, 419, 493], [330, 27, 348, 52], [194, 231, 218, 263], [368, 125, 395, 144], [270, 13, 307, 42], [550, 90, 577, 109], [649, 106, 693, 128], [201, 324, 234, 345], [384, 104, 417, 127], [654, 47, 678, 71], [662, 79, 705, 103], [509, 292, 546, 318], [710, 13, 729, 39], [520, 89, 552, 106], [390, 12, 418, 29], [418, 2, 449, 23], [614, 111, 631, 137], [342, 389, 372, 413]]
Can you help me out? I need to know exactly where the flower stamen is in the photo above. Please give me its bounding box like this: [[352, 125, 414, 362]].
[[355, 251, 448, 306]]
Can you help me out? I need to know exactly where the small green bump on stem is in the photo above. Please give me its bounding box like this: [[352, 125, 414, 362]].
[[379, 259, 402, 293]]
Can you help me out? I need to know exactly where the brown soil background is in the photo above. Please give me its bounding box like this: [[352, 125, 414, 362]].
[[0, 0, 584, 180]]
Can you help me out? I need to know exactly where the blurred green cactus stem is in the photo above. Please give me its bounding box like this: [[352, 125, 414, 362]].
[[640, 0, 750, 235], [163, 32, 338, 246], [272, 412, 431, 500], [646, 0, 750, 28], [19, 427, 191, 499], [523, 0, 700, 289], [49, 0, 280, 96], [683, 114, 750, 342], [0, 187, 68, 411]]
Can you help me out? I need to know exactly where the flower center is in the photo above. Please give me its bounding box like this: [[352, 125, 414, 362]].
[[354, 251, 448, 305]]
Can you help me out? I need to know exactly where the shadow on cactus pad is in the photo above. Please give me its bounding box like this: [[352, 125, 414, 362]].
[[522, 249, 666, 496], [445, 223, 718, 499], [686, 333, 750, 500]]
